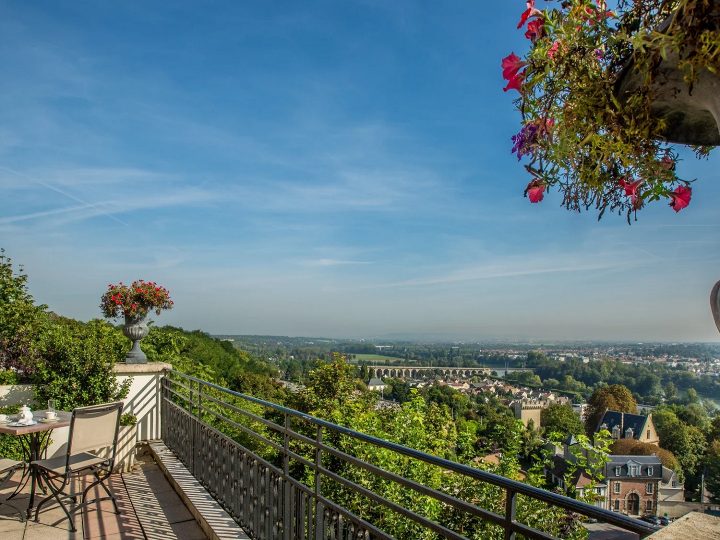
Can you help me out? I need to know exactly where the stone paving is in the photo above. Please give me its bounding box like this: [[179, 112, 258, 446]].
[[0, 457, 208, 540]]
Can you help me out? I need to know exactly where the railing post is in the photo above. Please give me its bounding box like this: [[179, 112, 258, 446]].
[[314, 425, 323, 539], [283, 413, 291, 540], [504, 489, 516, 540], [192, 380, 203, 478]]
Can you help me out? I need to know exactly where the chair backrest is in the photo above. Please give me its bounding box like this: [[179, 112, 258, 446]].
[[66, 401, 123, 466]]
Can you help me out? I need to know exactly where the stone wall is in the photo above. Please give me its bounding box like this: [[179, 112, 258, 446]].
[[0, 362, 171, 471]]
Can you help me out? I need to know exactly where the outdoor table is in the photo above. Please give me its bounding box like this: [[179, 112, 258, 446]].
[[0, 409, 71, 517]]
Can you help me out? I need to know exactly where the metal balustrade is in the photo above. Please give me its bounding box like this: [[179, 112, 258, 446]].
[[160, 371, 658, 540]]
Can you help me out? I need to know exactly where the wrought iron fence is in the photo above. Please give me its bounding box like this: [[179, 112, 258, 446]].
[[160, 371, 657, 540]]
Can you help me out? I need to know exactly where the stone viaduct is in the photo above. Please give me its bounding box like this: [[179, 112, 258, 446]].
[[369, 365, 492, 379]]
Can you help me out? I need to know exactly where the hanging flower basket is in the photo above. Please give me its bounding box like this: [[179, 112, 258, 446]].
[[502, 0, 720, 221]]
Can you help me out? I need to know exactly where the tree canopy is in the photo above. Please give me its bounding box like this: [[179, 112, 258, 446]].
[[584, 384, 638, 435]]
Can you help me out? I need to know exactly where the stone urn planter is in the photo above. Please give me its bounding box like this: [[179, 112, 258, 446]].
[[123, 315, 149, 364], [712, 282, 720, 335]]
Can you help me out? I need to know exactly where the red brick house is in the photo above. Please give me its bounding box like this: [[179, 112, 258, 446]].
[[606, 455, 662, 516]]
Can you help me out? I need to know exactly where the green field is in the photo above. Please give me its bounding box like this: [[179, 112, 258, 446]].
[[351, 353, 408, 364]]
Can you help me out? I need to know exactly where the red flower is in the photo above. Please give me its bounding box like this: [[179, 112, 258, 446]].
[[525, 18, 544, 41], [517, 0, 541, 29], [503, 73, 524, 92], [618, 177, 643, 205], [502, 53, 525, 81], [660, 156, 674, 170], [525, 179, 545, 203], [669, 186, 692, 212], [502, 52, 526, 93]]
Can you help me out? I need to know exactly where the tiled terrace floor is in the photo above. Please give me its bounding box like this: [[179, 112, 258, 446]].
[[0, 456, 208, 540]]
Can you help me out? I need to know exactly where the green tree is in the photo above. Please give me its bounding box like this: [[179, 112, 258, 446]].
[[656, 419, 707, 478], [707, 440, 720, 503], [664, 382, 678, 402], [294, 353, 371, 420], [0, 249, 48, 377], [541, 403, 584, 438], [709, 416, 720, 444], [585, 385, 637, 435]]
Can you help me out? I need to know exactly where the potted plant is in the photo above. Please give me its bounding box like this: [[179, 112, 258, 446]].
[[502, 0, 719, 221], [100, 280, 173, 363]]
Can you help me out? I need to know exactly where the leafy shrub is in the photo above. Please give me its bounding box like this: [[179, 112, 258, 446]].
[[0, 370, 19, 385], [33, 318, 131, 411]]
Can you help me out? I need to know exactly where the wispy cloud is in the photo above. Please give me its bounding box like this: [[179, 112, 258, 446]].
[[304, 258, 373, 267], [371, 253, 641, 289]]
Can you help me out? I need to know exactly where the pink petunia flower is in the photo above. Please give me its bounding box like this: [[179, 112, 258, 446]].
[[525, 18, 544, 41], [669, 186, 692, 212], [502, 53, 526, 80], [526, 179, 545, 203], [618, 177, 643, 205]]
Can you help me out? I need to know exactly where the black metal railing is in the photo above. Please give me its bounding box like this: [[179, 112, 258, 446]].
[[160, 371, 657, 540]]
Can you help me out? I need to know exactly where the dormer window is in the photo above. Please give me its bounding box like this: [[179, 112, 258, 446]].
[[625, 427, 634, 439], [647, 467, 653, 476], [612, 425, 621, 439], [615, 466, 621, 476], [629, 465, 638, 476]]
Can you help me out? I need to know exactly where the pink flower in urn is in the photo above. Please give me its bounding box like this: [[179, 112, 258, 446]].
[[669, 186, 692, 212]]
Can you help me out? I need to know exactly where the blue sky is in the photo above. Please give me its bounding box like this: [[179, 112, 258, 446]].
[[2, 1, 720, 341]]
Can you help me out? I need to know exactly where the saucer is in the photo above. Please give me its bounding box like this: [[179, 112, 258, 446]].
[[39, 417, 60, 423], [8, 420, 37, 427]]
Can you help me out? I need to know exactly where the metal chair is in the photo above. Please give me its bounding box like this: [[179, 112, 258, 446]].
[[31, 401, 123, 532], [0, 458, 25, 521]]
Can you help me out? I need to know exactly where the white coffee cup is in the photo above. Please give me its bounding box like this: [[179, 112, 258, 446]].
[[45, 410, 57, 420]]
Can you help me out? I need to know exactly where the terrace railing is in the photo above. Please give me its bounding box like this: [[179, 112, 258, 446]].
[[160, 371, 658, 540]]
